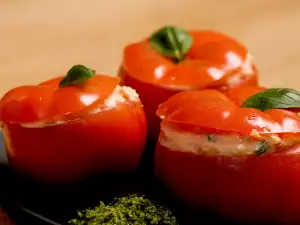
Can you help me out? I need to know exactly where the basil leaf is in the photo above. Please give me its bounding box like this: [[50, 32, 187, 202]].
[[150, 26, 193, 63], [59, 65, 95, 88], [241, 88, 300, 111]]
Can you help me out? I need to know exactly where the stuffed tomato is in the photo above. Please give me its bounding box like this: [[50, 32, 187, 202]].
[[119, 26, 258, 141], [155, 86, 300, 223], [0, 65, 147, 183]]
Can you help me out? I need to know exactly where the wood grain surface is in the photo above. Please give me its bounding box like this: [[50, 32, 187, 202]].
[[0, 0, 299, 95]]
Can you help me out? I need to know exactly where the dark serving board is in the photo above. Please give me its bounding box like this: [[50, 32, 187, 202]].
[[0, 141, 271, 225]]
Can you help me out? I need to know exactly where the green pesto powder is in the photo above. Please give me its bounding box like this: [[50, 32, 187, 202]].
[[69, 194, 178, 225]]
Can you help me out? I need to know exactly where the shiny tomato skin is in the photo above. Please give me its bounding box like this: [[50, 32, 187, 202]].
[[0, 75, 121, 124], [155, 144, 300, 223], [119, 30, 258, 141], [3, 101, 146, 183], [0, 74, 147, 183], [156, 87, 300, 134]]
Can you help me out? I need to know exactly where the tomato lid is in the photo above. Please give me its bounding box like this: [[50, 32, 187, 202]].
[[157, 86, 300, 135], [123, 27, 256, 89], [0, 65, 121, 126]]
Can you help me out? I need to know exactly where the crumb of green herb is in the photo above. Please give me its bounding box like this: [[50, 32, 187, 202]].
[[247, 137, 252, 142], [205, 134, 217, 142], [69, 194, 178, 225], [255, 140, 270, 156]]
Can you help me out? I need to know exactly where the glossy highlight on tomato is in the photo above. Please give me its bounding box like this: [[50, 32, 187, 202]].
[[119, 27, 258, 141], [155, 86, 300, 223], [0, 66, 147, 183]]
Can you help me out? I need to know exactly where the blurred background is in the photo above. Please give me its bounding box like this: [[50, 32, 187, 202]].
[[0, 0, 300, 95]]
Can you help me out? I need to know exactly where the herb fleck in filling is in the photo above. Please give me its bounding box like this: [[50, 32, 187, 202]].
[[205, 134, 217, 142], [255, 140, 270, 156]]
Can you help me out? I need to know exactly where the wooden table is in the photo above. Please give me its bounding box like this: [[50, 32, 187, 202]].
[[0, 0, 299, 95]]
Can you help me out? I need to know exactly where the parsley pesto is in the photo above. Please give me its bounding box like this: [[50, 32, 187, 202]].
[[69, 194, 178, 225]]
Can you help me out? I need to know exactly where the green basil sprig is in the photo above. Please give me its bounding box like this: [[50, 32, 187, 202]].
[[241, 88, 300, 111], [150, 26, 193, 63], [59, 65, 95, 88]]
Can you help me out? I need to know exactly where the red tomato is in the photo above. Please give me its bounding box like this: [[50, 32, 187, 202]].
[[0, 208, 14, 225], [119, 29, 258, 141], [155, 86, 300, 223], [0, 72, 147, 183]]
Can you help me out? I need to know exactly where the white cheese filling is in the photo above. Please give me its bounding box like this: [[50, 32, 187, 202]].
[[227, 54, 255, 85], [21, 85, 140, 128], [90, 85, 140, 113], [158, 126, 282, 156]]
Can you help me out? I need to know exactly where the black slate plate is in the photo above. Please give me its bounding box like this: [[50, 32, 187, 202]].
[[0, 141, 270, 225], [0, 167, 227, 225]]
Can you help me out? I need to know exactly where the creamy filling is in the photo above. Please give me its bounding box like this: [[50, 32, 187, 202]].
[[158, 126, 286, 156], [227, 54, 255, 86], [21, 85, 140, 128], [90, 85, 140, 113]]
